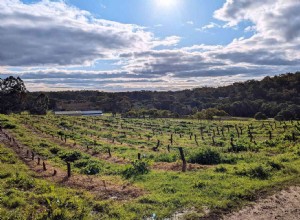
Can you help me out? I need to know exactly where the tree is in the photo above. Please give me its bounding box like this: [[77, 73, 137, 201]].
[[194, 108, 229, 120], [29, 93, 49, 115], [0, 76, 27, 113], [275, 109, 294, 121], [254, 112, 267, 120]]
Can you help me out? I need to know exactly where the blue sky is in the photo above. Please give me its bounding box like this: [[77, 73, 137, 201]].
[[0, 0, 299, 91]]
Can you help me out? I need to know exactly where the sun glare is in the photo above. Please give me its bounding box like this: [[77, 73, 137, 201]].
[[155, 0, 178, 9]]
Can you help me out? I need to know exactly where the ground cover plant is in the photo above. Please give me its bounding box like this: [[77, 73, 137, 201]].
[[0, 113, 300, 219]]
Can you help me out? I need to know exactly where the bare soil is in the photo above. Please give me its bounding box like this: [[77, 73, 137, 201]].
[[0, 130, 143, 200], [222, 186, 300, 220]]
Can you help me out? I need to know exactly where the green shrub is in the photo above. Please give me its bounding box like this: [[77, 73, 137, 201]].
[[122, 160, 150, 179], [81, 162, 102, 175], [188, 148, 221, 165], [254, 112, 267, 120], [50, 147, 60, 155], [59, 151, 82, 162], [74, 159, 89, 168]]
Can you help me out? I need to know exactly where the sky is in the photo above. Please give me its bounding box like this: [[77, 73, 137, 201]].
[[0, 0, 300, 92]]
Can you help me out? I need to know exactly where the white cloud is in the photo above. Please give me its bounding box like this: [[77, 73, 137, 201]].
[[196, 22, 221, 32], [0, 0, 178, 67], [1, 0, 300, 91]]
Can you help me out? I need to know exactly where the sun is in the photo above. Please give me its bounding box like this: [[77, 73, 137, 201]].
[[155, 0, 178, 9]]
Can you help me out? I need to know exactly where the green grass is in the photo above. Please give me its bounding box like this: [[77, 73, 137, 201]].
[[0, 113, 300, 219]]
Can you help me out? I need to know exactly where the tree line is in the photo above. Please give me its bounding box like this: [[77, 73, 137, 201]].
[[1, 72, 299, 120]]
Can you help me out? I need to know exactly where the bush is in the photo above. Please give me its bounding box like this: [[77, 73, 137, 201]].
[[74, 159, 89, 168], [50, 147, 60, 154], [122, 160, 150, 179], [254, 112, 267, 120], [59, 151, 82, 162], [81, 162, 102, 175], [188, 148, 221, 165]]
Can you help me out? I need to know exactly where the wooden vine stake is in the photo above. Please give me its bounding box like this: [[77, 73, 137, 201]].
[[43, 161, 47, 171], [67, 162, 71, 178], [178, 147, 187, 172]]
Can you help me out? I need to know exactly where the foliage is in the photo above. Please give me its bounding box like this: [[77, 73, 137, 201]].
[[122, 160, 150, 179], [33, 72, 300, 118], [59, 150, 83, 162], [81, 162, 102, 175], [188, 148, 221, 165], [194, 108, 229, 120], [236, 164, 272, 180], [1, 113, 300, 219], [254, 112, 267, 120]]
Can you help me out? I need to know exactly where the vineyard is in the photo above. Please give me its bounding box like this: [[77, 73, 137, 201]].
[[0, 113, 300, 219]]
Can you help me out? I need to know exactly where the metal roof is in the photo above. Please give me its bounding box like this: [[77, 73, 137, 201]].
[[54, 110, 103, 116]]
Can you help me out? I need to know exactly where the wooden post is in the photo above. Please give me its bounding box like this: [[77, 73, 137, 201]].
[[138, 153, 141, 160], [37, 157, 40, 165], [269, 131, 272, 140], [108, 148, 112, 157], [31, 152, 35, 161], [67, 162, 71, 178], [178, 147, 187, 172], [43, 161, 47, 171]]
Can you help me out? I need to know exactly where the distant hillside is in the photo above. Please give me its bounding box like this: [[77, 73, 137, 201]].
[[37, 72, 300, 119]]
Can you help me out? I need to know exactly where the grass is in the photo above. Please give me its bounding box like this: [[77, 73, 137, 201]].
[[0, 113, 300, 219]]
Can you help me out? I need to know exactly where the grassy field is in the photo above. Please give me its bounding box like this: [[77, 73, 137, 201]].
[[0, 113, 300, 219]]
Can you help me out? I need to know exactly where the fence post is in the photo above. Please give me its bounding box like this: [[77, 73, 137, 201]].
[[67, 162, 71, 177], [178, 147, 187, 172]]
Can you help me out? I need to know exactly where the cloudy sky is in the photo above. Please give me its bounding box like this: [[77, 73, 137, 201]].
[[0, 0, 300, 91]]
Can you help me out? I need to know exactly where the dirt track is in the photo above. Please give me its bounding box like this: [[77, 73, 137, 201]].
[[222, 186, 300, 220]]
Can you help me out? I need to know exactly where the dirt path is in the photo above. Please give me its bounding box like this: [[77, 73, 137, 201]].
[[222, 186, 300, 220], [0, 130, 143, 200]]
